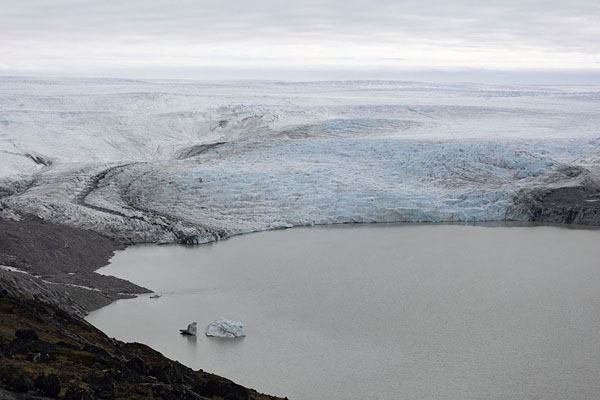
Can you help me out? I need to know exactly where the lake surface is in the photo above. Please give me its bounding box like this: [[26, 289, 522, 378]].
[[87, 224, 600, 399]]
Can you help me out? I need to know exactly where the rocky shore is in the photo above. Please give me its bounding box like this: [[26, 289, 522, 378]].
[[2, 174, 600, 316], [0, 216, 149, 313], [0, 292, 284, 400], [0, 217, 285, 399], [510, 180, 600, 226]]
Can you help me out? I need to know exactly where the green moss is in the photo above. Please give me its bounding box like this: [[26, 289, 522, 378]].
[[54, 349, 113, 369]]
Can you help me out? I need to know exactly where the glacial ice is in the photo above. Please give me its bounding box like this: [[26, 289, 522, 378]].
[[205, 318, 246, 338], [0, 78, 599, 243]]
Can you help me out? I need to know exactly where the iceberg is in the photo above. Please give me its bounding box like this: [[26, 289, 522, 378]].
[[179, 322, 197, 336], [205, 318, 246, 338]]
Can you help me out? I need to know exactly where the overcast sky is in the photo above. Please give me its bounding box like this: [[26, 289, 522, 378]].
[[1, 0, 599, 82]]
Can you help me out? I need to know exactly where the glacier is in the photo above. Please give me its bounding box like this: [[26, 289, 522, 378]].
[[1, 77, 599, 243]]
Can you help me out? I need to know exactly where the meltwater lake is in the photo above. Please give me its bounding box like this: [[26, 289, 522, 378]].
[[87, 224, 600, 400]]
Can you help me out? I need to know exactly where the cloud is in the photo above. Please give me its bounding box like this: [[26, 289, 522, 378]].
[[1, 0, 599, 77]]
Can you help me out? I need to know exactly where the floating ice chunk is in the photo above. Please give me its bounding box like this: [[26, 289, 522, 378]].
[[205, 318, 246, 338], [179, 322, 197, 336]]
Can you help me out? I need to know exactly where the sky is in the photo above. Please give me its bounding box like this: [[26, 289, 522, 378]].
[[1, 0, 599, 82]]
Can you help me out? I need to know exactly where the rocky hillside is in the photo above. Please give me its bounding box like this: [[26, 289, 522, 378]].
[[0, 217, 285, 399], [0, 291, 284, 400]]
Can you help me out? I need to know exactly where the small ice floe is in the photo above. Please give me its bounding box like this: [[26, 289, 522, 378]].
[[149, 294, 162, 299], [205, 318, 246, 338], [179, 322, 197, 336]]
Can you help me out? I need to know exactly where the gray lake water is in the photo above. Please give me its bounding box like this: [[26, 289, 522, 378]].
[[87, 224, 600, 400]]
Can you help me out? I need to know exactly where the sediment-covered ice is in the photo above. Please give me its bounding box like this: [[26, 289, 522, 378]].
[[205, 318, 246, 338], [1, 78, 599, 242]]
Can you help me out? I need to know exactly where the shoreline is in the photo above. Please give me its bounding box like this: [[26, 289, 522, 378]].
[[0, 216, 150, 314], [92, 219, 600, 310], [4, 199, 600, 316], [86, 221, 600, 400], [0, 216, 287, 399], [2, 204, 600, 398]]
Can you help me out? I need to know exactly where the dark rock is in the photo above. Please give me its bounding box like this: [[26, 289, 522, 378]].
[[150, 364, 185, 384], [34, 374, 61, 397], [15, 329, 38, 340], [194, 379, 249, 400], [81, 344, 110, 357], [84, 372, 115, 400], [510, 182, 600, 226], [125, 357, 146, 374], [152, 384, 204, 400], [64, 386, 94, 400], [7, 374, 34, 393], [5, 338, 31, 357], [92, 383, 114, 400], [56, 341, 77, 349]]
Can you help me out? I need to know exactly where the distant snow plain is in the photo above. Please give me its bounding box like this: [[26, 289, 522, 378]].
[[1, 78, 599, 243]]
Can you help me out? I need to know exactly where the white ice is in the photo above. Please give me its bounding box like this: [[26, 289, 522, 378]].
[[205, 318, 246, 338]]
